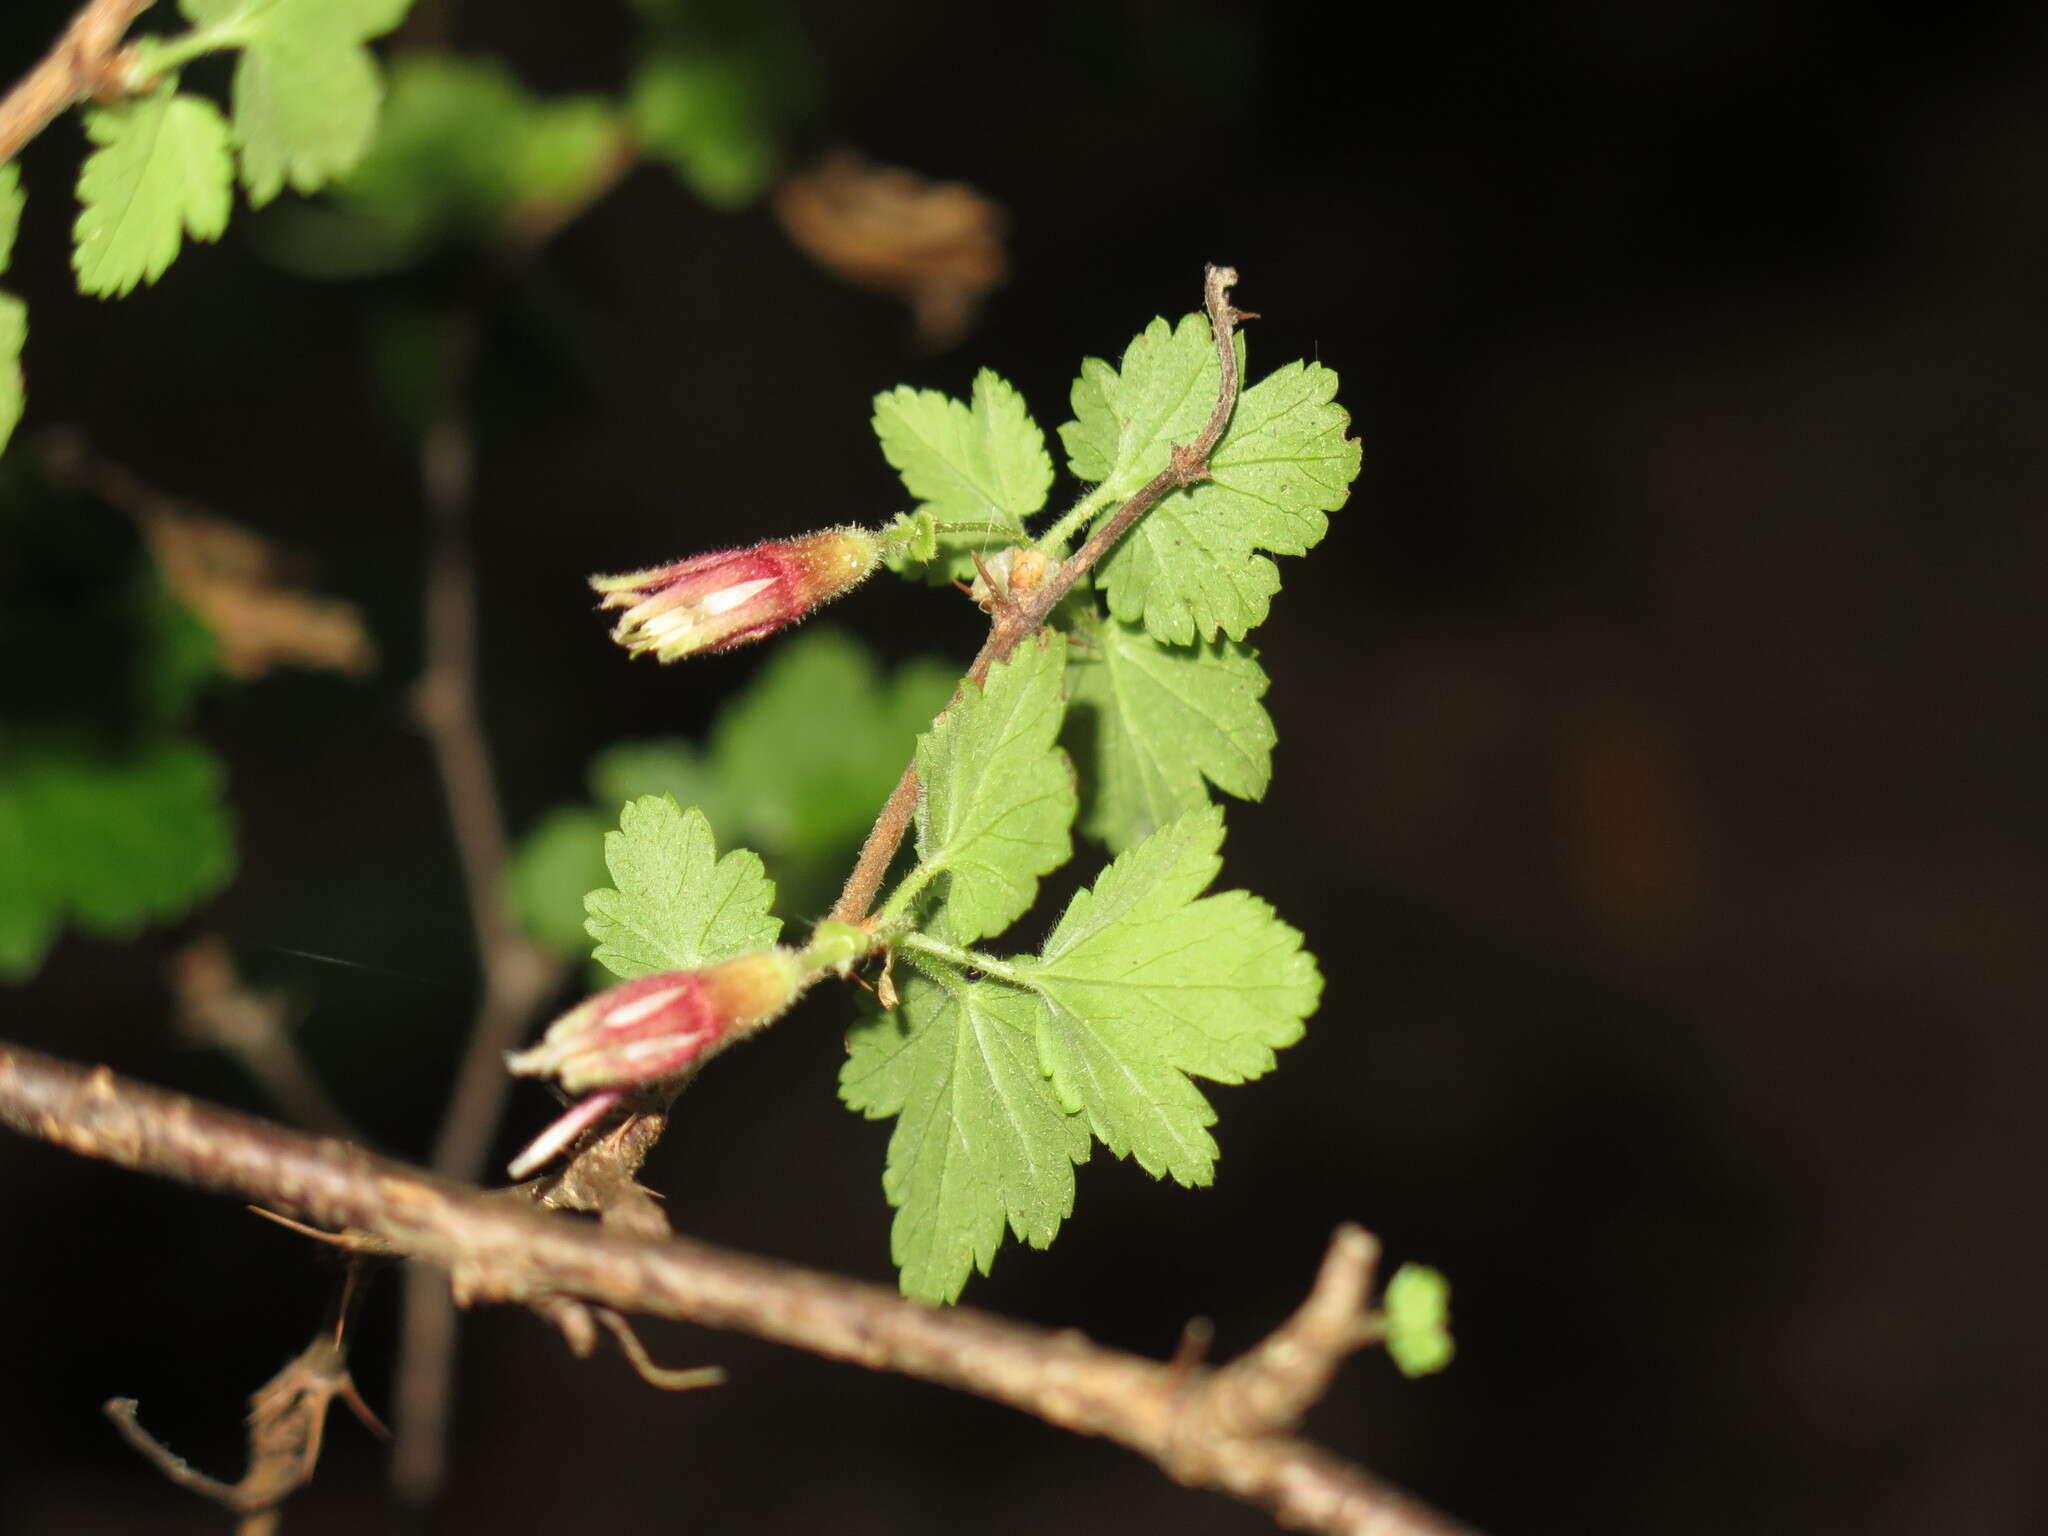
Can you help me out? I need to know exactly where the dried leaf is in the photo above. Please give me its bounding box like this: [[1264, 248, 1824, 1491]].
[[39, 433, 373, 679], [138, 504, 374, 679], [774, 150, 1006, 348]]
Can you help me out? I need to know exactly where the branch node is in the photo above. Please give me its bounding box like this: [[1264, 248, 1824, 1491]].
[[1199, 1224, 1382, 1439], [0, 0, 158, 168], [1166, 1316, 1215, 1384]]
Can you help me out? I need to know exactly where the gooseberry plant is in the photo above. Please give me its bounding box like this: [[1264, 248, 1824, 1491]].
[[0, 7, 1465, 1528], [504, 268, 1404, 1308]]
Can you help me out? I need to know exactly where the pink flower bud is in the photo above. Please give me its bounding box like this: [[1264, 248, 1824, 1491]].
[[507, 949, 806, 1095], [591, 527, 881, 662]]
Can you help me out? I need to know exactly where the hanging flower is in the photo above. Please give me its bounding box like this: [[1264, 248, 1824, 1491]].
[[591, 526, 881, 662], [507, 949, 806, 1096], [503, 950, 809, 1179]]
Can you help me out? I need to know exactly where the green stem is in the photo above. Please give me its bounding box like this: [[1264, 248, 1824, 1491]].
[[798, 918, 888, 979], [875, 860, 942, 925], [895, 931, 1027, 986], [876, 515, 1020, 569], [137, 24, 250, 75], [1037, 486, 1119, 558]]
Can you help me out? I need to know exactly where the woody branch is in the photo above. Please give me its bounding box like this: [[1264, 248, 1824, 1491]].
[[0, 1042, 1476, 1536]]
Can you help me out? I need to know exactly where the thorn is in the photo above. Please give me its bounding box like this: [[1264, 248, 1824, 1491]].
[[246, 1207, 391, 1254], [966, 550, 1003, 613], [335, 1375, 391, 1442]]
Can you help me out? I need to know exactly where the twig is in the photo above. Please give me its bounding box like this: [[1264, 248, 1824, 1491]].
[[393, 131, 638, 1503], [0, 0, 155, 166], [409, 126, 640, 1196], [168, 936, 363, 1142], [409, 310, 560, 1192], [0, 1043, 1477, 1536], [394, 297, 555, 1506], [830, 264, 1246, 925], [104, 1259, 383, 1533]]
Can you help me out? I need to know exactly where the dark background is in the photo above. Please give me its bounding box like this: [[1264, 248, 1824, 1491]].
[[3, 1, 2044, 1532]]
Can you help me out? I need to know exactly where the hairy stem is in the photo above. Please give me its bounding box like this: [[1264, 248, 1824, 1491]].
[[893, 931, 1024, 984], [831, 264, 1247, 927], [1035, 483, 1119, 557], [0, 1043, 1478, 1536]]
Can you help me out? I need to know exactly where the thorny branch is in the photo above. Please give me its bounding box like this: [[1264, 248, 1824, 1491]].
[[0, 1043, 1476, 1536], [830, 263, 1247, 926], [0, 0, 154, 168]]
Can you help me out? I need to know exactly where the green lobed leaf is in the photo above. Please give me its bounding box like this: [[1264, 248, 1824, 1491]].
[[1105, 361, 1358, 642], [1064, 609, 1274, 852], [0, 163, 22, 274], [178, 0, 411, 27], [1061, 314, 1360, 642], [844, 804, 1319, 1296], [0, 165, 23, 452], [873, 371, 1051, 583], [583, 794, 780, 979], [0, 291, 23, 458], [841, 966, 1089, 1303], [1060, 314, 1237, 502], [912, 633, 1075, 943], [182, 0, 415, 206], [1383, 1263, 1456, 1377], [73, 90, 233, 297], [0, 737, 235, 980], [233, 39, 382, 205], [1017, 805, 1320, 1184]]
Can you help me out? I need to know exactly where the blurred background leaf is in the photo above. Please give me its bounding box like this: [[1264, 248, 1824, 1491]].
[[508, 626, 952, 963], [627, 0, 812, 208]]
